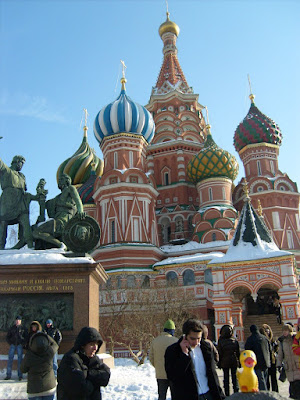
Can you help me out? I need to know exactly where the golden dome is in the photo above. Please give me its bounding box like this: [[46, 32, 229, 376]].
[[159, 12, 180, 38]]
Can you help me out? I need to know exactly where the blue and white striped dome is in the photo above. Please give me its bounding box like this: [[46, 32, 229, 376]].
[[93, 82, 155, 145]]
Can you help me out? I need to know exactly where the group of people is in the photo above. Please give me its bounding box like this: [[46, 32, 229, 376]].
[[150, 318, 225, 400], [149, 318, 300, 400], [6, 315, 300, 400], [5, 316, 62, 382], [5, 316, 110, 400]]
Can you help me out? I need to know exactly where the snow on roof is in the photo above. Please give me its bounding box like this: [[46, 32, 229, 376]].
[[107, 267, 154, 274], [0, 248, 95, 265], [160, 240, 230, 254], [154, 251, 224, 267], [209, 198, 292, 264], [209, 241, 291, 264], [198, 204, 236, 214]]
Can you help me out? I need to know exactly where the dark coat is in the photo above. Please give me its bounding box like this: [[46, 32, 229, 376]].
[[6, 323, 27, 346], [21, 332, 58, 395], [217, 325, 240, 369], [165, 337, 225, 400], [44, 325, 62, 346], [245, 325, 271, 370], [57, 327, 110, 400]]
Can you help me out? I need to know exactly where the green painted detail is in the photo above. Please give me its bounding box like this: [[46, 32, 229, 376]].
[[187, 132, 239, 183], [234, 102, 283, 152], [57, 135, 103, 185]]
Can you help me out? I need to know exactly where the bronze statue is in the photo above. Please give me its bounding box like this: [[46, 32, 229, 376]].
[[0, 156, 38, 249], [33, 173, 85, 248]]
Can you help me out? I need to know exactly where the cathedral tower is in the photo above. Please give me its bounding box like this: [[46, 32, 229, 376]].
[[146, 12, 206, 245], [187, 124, 239, 243], [92, 73, 162, 271], [233, 93, 300, 265]]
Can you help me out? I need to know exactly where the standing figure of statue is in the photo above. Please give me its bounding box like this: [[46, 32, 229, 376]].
[[0, 156, 35, 249], [33, 173, 85, 249]]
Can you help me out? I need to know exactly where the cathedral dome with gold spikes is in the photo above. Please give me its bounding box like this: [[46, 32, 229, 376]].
[[56, 124, 103, 185], [158, 11, 180, 38], [94, 76, 155, 145], [187, 126, 239, 183], [234, 94, 283, 153]]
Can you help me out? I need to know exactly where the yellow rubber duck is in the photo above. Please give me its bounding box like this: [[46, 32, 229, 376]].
[[237, 350, 259, 392]]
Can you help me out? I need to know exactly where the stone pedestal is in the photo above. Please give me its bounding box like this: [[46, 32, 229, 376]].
[[0, 251, 109, 368]]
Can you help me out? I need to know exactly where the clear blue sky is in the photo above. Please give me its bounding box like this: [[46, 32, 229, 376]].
[[1, 0, 299, 212]]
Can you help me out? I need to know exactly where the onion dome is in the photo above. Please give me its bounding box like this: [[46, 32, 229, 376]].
[[77, 167, 97, 205], [94, 78, 155, 145], [187, 126, 239, 183], [234, 94, 283, 153], [158, 11, 180, 38], [57, 126, 103, 185]]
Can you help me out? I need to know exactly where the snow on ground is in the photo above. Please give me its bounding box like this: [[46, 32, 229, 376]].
[[0, 358, 290, 400], [0, 359, 168, 400]]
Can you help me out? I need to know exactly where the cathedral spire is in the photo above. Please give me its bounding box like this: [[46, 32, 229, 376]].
[[154, 10, 192, 95]]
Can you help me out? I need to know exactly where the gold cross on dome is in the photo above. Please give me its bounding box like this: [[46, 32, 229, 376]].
[[205, 106, 210, 125], [120, 60, 127, 79], [83, 108, 89, 127]]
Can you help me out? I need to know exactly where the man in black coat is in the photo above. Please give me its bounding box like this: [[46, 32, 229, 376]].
[[245, 324, 271, 391], [57, 327, 110, 400], [165, 318, 225, 400], [44, 318, 62, 377], [5, 316, 27, 380]]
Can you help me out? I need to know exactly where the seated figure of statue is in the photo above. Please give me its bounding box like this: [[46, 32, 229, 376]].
[[33, 173, 85, 249]]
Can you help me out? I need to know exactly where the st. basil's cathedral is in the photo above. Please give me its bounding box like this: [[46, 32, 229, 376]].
[[57, 12, 300, 345]]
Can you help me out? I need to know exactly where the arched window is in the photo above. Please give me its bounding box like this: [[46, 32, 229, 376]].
[[141, 275, 150, 288], [175, 217, 183, 232], [287, 230, 294, 249], [114, 152, 118, 169], [204, 269, 213, 285], [222, 187, 226, 200], [183, 270, 195, 286], [257, 160, 262, 176], [117, 276, 122, 289], [208, 187, 213, 201], [164, 172, 169, 185], [129, 151, 133, 168], [270, 160, 275, 175], [127, 275, 136, 288], [166, 271, 178, 287], [111, 220, 115, 243], [212, 233, 216, 241], [161, 219, 171, 244]]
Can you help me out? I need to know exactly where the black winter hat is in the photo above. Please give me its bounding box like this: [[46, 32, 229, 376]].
[[30, 332, 50, 354], [250, 324, 259, 333], [74, 327, 103, 353]]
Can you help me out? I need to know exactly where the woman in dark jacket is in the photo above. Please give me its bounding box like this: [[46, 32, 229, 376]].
[[21, 331, 58, 400], [260, 323, 279, 392], [57, 327, 110, 400], [217, 324, 240, 396]]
